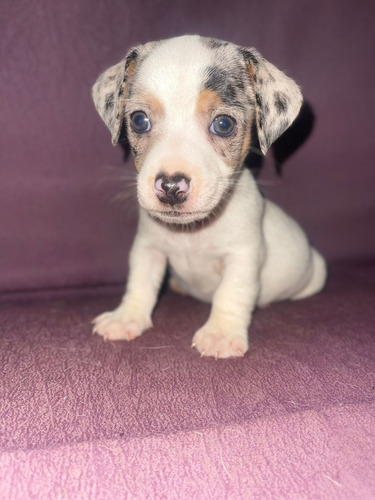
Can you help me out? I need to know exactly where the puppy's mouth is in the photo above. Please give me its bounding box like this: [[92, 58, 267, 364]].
[[148, 209, 210, 224]]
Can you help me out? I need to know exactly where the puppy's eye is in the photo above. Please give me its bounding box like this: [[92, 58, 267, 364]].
[[210, 115, 236, 137], [130, 111, 151, 133]]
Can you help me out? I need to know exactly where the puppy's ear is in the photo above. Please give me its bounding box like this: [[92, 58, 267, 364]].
[[92, 42, 157, 146], [241, 48, 303, 155]]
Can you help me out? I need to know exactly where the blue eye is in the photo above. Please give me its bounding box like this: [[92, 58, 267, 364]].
[[210, 115, 236, 137], [130, 111, 151, 133]]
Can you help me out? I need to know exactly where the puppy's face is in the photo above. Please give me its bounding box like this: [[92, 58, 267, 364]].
[[93, 36, 303, 224], [126, 37, 254, 224]]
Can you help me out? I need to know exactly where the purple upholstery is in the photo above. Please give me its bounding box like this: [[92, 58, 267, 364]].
[[1, 0, 374, 498], [1, 263, 375, 498]]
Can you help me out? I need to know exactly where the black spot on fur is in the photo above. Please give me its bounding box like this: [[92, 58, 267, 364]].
[[204, 66, 241, 105], [264, 104, 270, 116], [125, 49, 138, 70], [240, 48, 259, 66], [233, 76, 245, 91], [129, 144, 139, 157], [205, 66, 228, 92], [255, 93, 263, 108], [118, 85, 124, 98], [274, 92, 288, 114], [204, 38, 228, 49], [224, 84, 237, 102], [105, 92, 114, 111]]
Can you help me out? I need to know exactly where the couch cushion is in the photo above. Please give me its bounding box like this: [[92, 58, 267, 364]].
[[1, 262, 374, 497]]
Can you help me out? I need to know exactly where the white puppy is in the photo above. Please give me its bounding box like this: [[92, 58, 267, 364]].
[[92, 35, 326, 359]]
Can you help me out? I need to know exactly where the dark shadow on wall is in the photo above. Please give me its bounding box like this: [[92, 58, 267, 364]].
[[245, 100, 315, 176]]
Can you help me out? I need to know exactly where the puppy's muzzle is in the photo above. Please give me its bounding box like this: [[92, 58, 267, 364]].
[[154, 173, 191, 206]]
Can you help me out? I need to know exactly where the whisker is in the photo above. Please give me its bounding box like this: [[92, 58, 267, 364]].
[[110, 190, 137, 204]]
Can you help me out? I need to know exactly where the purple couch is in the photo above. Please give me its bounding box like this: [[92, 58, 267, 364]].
[[1, 1, 374, 498]]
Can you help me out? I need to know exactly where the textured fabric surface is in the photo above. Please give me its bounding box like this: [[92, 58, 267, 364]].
[[1, 408, 374, 500], [1, 0, 375, 293], [1, 1, 375, 498], [1, 263, 374, 498]]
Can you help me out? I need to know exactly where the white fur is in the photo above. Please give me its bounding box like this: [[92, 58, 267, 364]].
[[92, 36, 327, 358]]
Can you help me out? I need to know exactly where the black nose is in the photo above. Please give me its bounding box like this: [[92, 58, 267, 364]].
[[154, 173, 191, 206]]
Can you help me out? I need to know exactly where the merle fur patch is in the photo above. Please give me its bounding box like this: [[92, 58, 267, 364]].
[[105, 92, 114, 111], [274, 92, 288, 114], [203, 37, 229, 50], [203, 66, 247, 108], [125, 49, 138, 70], [239, 48, 259, 66]]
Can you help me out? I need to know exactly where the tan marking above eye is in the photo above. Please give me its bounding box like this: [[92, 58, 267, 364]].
[[135, 92, 164, 116], [196, 89, 222, 116]]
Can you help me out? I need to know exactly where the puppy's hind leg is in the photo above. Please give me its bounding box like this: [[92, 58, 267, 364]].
[[292, 249, 327, 300]]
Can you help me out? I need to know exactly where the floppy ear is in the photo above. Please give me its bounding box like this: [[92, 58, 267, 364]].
[[92, 49, 138, 145], [92, 42, 158, 146], [241, 48, 303, 155]]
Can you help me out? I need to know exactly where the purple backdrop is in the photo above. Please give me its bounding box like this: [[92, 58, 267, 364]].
[[1, 0, 374, 294]]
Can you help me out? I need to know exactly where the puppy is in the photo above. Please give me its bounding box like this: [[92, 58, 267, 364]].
[[92, 35, 326, 359]]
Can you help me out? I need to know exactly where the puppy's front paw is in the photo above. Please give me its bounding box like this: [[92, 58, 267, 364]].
[[92, 308, 151, 342], [192, 324, 248, 359]]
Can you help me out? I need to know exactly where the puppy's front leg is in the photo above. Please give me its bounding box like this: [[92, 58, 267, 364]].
[[193, 252, 260, 359], [93, 234, 167, 342]]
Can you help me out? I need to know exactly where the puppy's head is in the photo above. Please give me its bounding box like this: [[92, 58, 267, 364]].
[[93, 35, 302, 224]]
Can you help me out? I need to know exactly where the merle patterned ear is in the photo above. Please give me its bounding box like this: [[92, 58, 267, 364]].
[[92, 48, 140, 146], [241, 48, 303, 155]]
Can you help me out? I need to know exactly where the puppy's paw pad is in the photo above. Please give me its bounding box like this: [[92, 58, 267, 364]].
[[92, 311, 150, 342], [192, 327, 248, 359]]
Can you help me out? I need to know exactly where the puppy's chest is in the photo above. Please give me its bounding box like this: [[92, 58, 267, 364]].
[[161, 232, 224, 300]]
